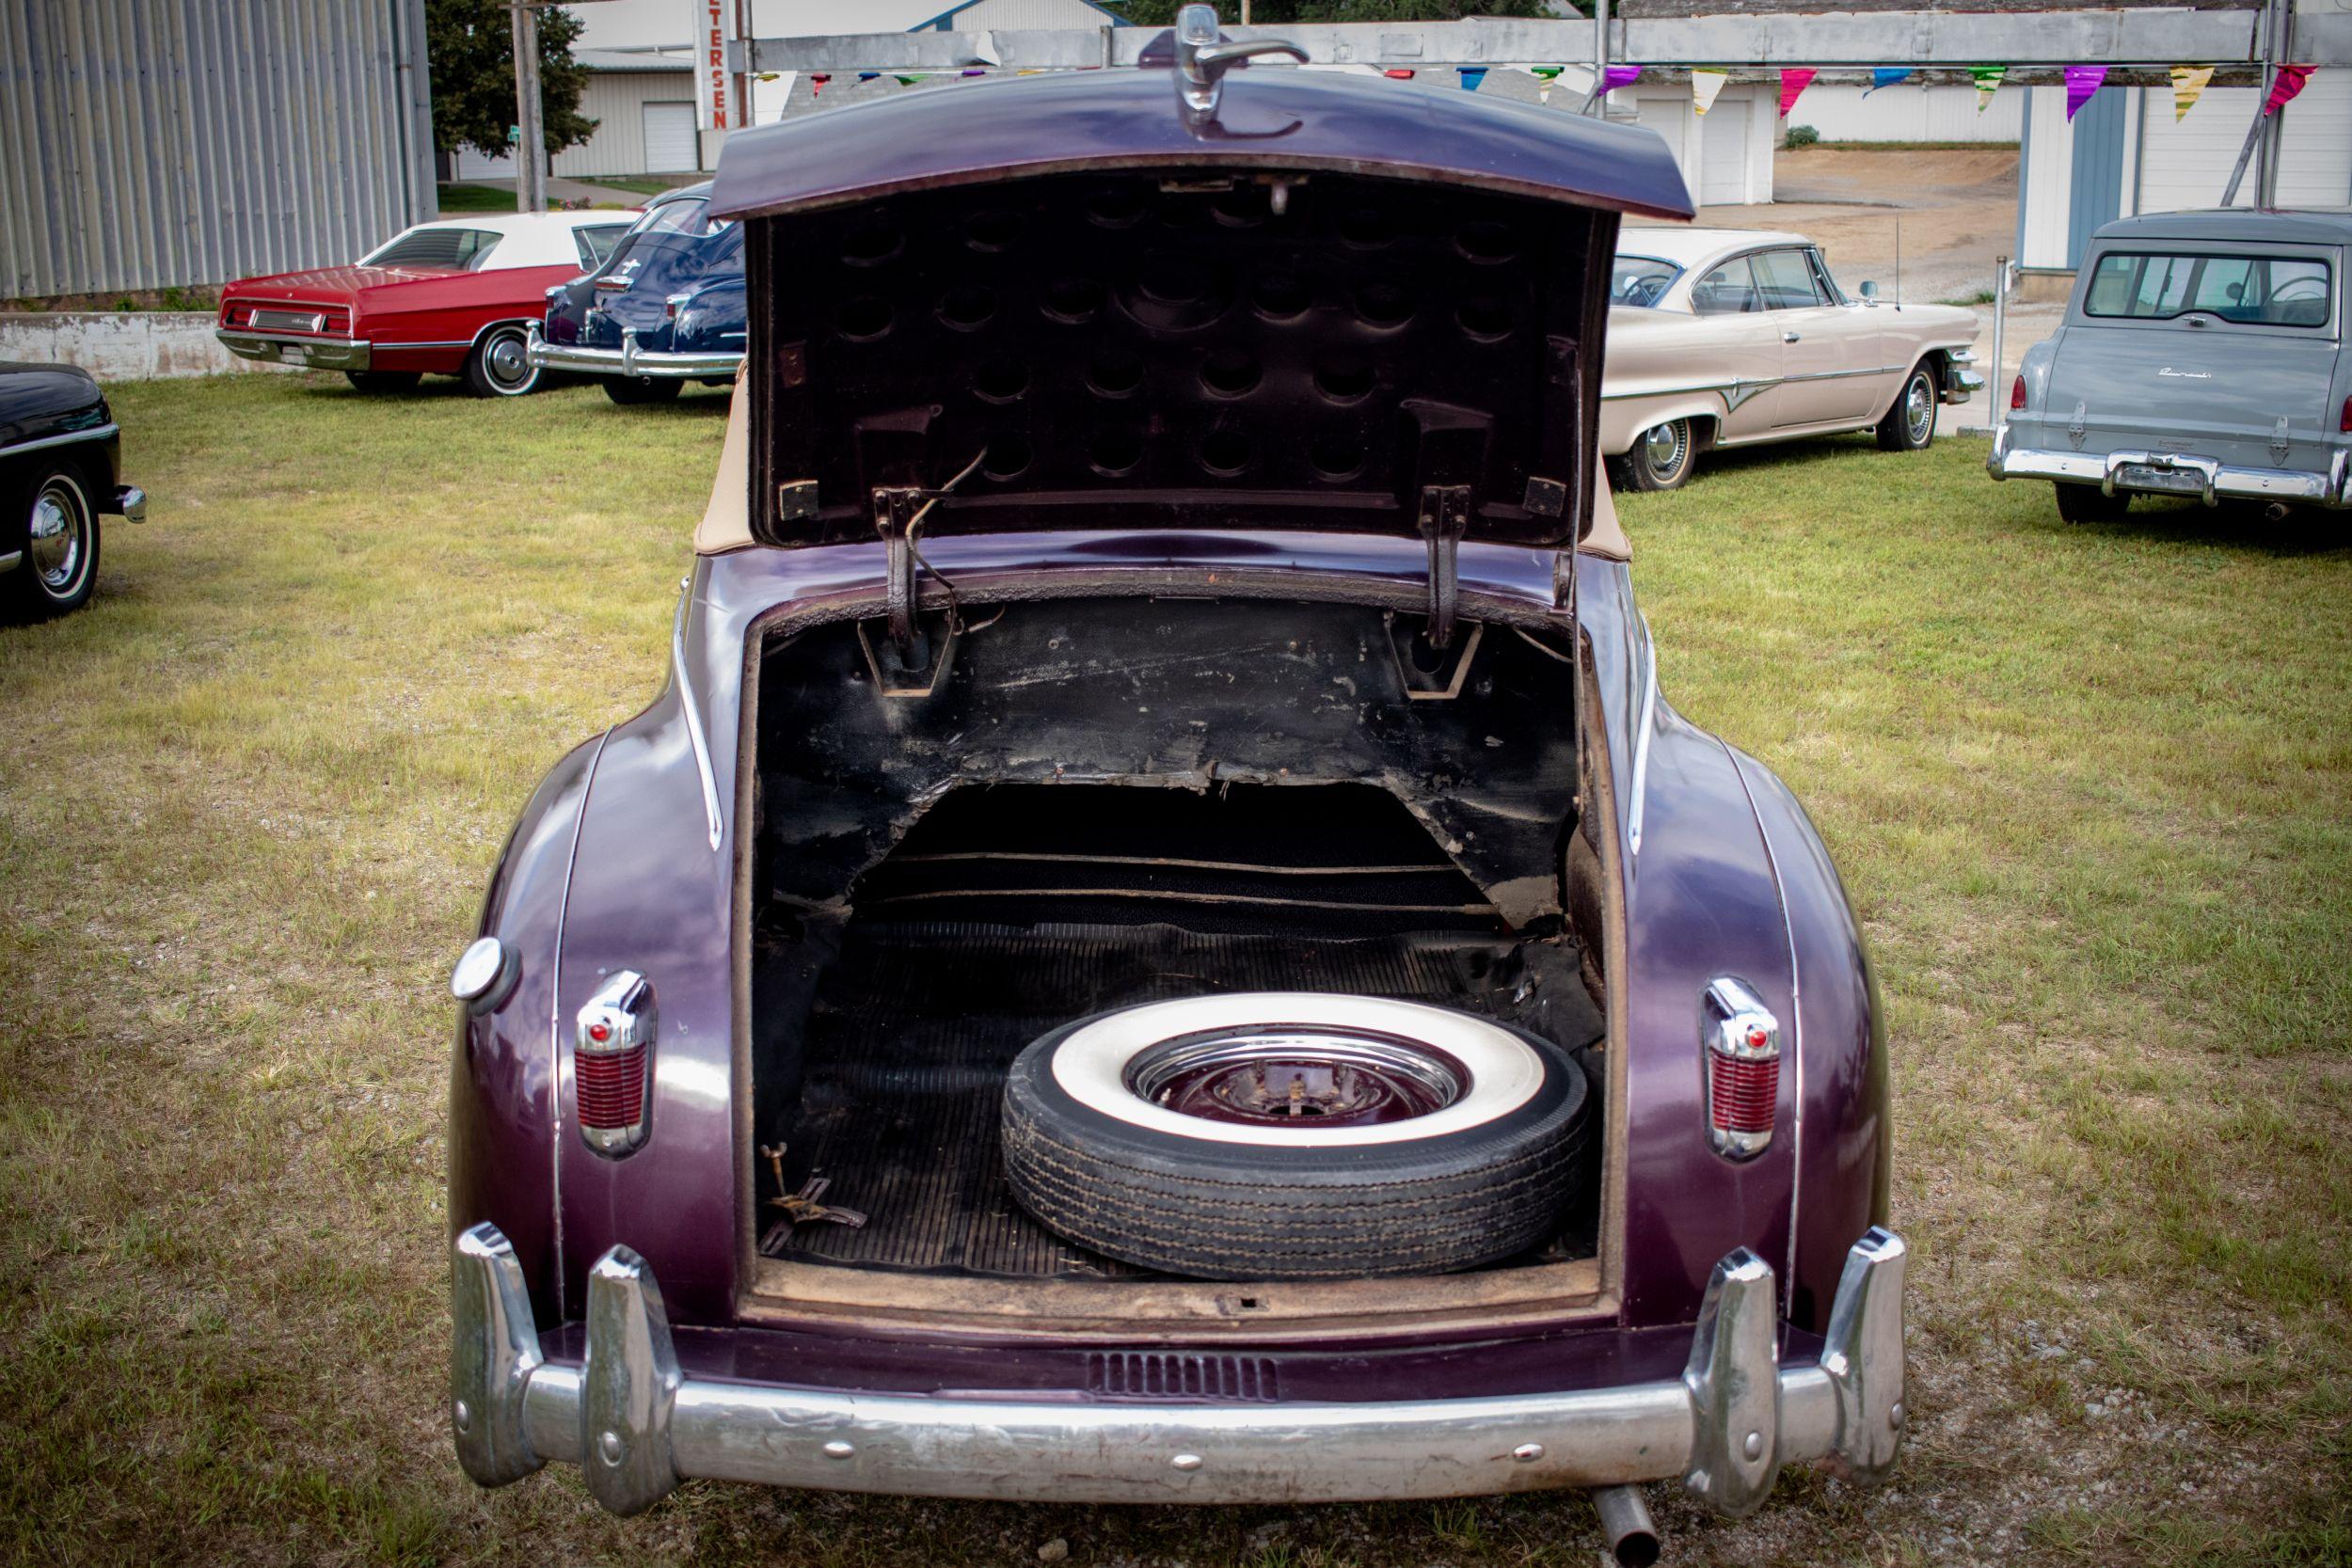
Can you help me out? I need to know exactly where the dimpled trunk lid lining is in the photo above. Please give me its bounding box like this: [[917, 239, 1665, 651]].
[[770, 919, 1596, 1279]]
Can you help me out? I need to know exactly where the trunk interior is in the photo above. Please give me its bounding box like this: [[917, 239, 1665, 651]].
[[742, 594, 1610, 1321]]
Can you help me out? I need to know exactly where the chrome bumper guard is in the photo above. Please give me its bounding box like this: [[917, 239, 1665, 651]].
[[453, 1223, 1905, 1516], [215, 329, 371, 372], [1942, 351, 1983, 404], [110, 485, 147, 522], [1987, 423, 2352, 509], [526, 324, 742, 380]]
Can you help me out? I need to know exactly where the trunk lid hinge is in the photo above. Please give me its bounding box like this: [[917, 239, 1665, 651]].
[[1417, 483, 1473, 650], [870, 483, 927, 657]]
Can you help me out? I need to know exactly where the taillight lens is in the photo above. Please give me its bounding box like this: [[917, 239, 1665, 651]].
[[1702, 977, 1780, 1160], [575, 970, 657, 1155], [2010, 374, 2026, 411], [2340, 393, 2350, 434]]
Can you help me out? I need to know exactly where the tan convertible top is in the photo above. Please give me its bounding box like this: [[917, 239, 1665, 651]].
[[694, 378, 1631, 562]]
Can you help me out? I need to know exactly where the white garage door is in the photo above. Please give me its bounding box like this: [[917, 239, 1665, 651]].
[[2138, 76, 2352, 211], [642, 102, 699, 174], [1700, 100, 1750, 205], [452, 144, 513, 182]]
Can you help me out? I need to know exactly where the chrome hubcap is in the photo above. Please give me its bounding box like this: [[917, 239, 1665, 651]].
[[486, 330, 532, 389], [1643, 420, 1688, 477], [1126, 1026, 1469, 1128], [1905, 375, 1933, 443], [28, 481, 87, 594]]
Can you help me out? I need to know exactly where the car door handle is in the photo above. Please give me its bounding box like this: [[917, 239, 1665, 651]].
[[1782, 330, 1802, 342]]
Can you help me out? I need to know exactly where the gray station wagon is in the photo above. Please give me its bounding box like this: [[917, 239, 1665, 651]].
[[1990, 208, 2352, 521]]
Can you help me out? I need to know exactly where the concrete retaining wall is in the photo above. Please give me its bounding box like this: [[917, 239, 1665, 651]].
[[0, 312, 293, 380]]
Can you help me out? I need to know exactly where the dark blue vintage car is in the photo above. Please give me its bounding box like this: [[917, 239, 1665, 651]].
[[529, 182, 745, 403]]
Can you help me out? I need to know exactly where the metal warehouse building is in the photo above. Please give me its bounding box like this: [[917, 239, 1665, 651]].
[[0, 0, 436, 299]]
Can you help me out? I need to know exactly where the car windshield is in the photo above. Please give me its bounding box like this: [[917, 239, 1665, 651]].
[[1612, 255, 1680, 307], [361, 226, 502, 271], [2083, 250, 2331, 327]]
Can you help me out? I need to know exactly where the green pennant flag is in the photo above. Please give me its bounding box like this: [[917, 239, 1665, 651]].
[[1970, 65, 2006, 113], [895, 74, 921, 86]]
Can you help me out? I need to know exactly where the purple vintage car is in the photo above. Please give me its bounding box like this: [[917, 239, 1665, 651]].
[[447, 12, 1901, 1559]]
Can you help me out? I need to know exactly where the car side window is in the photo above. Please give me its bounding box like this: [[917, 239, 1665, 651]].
[[1751, 249, 1826, 310], [576, 225, 631, 269], [1691, 256, 1762, 315]]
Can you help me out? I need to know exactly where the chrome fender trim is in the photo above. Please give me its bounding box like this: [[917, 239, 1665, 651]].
[[453, 1224, 1907, 1514]]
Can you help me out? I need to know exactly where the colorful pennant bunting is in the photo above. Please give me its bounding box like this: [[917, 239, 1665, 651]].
[[894, 74, 920, 86], [1383, 68, 1416, 79], [1778, 67, 1815, 119], [1456, 66, 1486, 90], [1691, 68, 1728, 117], [2169, 65, 2213, 120], [809, 72, 831, 96], [2265, 63, 2312, 115], [1970, 65, 2006, 112], [2064, 64, 2106, 119], [1603, 65, 1641, 93], [1866, 68, 1912, 94]]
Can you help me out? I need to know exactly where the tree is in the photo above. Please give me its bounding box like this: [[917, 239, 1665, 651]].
[[1108, 1, 1567, 23], [427, 0, 598, 164]]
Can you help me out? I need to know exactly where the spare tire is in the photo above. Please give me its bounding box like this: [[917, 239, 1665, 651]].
[[1000, 993, 1590, 1280]]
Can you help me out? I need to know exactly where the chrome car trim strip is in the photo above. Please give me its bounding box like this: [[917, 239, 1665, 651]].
[[0, 550, 21, 573], [547, 724, 612, 1324], [672, 579, 725, 852], [1626, 611, 1659, 864], [1988, 438, 2349, 509], [0, 421, 119, 458], [1781, 363, 1907, 385], [452, 1222, 1905, 1511], [1600, 378, 1751, 403]]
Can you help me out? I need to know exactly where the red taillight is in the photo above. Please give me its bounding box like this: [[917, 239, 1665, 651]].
[[1708, 1053, 1779, 1135], [575, 971, 656, 1155], [576, 1042, 649, 1130], [1702, 977, 1780, 1160], [2010, 374, 2026, 411], [2340, 393, 2351, 434]]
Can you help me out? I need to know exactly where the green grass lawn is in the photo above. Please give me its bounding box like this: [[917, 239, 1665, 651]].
[[435, 182, 520, 213], [2, 373, 2345, 1566]]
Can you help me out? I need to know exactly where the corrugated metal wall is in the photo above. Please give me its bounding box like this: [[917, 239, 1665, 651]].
[[0, 0, 436, 298]]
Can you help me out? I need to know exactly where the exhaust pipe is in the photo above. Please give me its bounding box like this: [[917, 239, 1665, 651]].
[[1591, 1484, 1660, 1567], [2264, 501, 2291, 522]]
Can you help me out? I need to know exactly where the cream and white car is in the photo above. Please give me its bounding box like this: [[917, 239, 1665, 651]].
[[1601, 229, 1983, 490]]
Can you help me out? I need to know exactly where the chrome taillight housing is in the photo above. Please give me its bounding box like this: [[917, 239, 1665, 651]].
[[1701, 976, 1780, 1160], [575, 970, 657, 1156]]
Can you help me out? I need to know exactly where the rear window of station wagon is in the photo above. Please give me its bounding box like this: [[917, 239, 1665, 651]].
[[2083, 250, 2332, 327]]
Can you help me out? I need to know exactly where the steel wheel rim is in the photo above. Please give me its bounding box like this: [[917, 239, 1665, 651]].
[[1904, 374, 1933, 444], [485, 327, 536, 393], [1642, 420, 1688, 480], [1125, 1026, 1470, 1129], [27, 477, 90, 597]]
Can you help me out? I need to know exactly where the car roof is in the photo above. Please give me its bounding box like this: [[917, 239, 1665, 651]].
[[409, 211, 635, 237], [1614, 227, 1813, 266], [710, 65, 1693, 223], [2090, 206, 2352, 246]]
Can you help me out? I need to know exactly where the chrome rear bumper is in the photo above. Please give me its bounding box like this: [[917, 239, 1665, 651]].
[[1988, 423, 2352, 509], [527, 324, 742, 380], [216, 329, 371, 371], [453, 1223, 1905, 1516]]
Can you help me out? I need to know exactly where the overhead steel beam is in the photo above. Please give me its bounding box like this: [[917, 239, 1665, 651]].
[[740, 10, 2352, 72]]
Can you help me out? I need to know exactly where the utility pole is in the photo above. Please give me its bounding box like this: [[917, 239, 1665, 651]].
[[511, 0, 548, 213]]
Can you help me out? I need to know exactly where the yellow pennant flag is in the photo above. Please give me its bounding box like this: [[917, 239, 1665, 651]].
[[2170, 65, 2214, 120], [1691, 68, 1728, 117]]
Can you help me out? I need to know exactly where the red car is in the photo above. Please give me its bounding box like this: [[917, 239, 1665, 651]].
[[217, 211, 637, 397]]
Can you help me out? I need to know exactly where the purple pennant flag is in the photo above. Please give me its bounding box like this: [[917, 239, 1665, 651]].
[[2065, 65, 2108, 119], [1602, 65, 1641, 94]]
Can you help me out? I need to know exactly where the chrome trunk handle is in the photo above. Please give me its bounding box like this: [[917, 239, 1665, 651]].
[[1175, 5, 1307, 120]]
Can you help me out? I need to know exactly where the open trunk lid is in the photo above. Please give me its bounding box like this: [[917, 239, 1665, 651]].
[[710, 42, 1692, 558], [2052, 239, 2344, 472]]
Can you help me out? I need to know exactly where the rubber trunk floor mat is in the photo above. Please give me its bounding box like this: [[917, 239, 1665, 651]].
[[767, 920, 1600, 1280]]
